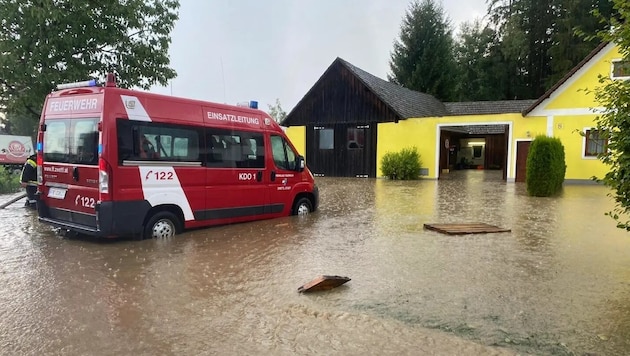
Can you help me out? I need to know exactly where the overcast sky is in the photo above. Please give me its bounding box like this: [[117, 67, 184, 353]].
[[150, 0, 487, 113]]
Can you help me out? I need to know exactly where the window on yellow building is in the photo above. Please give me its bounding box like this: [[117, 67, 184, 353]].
[[584, 129, 607, 157], [611, 59, 630, 80]]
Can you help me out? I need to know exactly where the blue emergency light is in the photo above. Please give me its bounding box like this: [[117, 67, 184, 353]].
[[56, 79, 98, 90], [237, 101, 259, 109]]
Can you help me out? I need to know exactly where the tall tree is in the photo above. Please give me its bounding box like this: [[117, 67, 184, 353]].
[[549, 0, 614, 86], [388, 0, 457, 101], [591, 0, 630, 230], [0, 0, 179, 137], [487, 0, 557, 99], [454, 20, 512, 101]]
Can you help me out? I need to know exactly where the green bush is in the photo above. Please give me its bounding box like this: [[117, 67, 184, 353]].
[[0, 167, 22, 194], [381, 147, 422, 180], [526, 135, 566, 197]]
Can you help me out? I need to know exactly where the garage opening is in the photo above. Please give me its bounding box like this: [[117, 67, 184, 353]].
[[439, 124, 510, 180]]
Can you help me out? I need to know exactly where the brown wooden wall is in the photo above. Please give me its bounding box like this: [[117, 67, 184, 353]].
[[306, 124, 377, 177], [285, 61, 399, 177]]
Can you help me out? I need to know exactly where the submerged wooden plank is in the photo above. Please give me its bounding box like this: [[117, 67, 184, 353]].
[[424, 223, 511, 235], [298, 275, 351, 293]]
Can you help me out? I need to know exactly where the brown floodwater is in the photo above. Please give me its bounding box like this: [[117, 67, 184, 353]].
[[1, 170, 630, 355]]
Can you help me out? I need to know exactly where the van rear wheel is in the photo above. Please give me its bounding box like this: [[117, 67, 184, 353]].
[[292, 197, 312, 216], [144, 211, 180, 239]]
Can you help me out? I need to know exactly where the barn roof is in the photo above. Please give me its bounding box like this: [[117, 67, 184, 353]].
[[337, 58, 449, 118], [445, 100, 537, 116], [282, 57, 541, 126]]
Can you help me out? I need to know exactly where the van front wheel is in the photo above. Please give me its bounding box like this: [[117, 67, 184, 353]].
[[144, 212, 180, 239], [292, 197, 312, 216]]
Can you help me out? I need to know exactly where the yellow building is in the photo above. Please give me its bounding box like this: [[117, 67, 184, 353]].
[[283, 43, 620, 183]]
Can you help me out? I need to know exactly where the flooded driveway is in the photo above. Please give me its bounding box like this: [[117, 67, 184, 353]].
[[1, 170, 629, 355]]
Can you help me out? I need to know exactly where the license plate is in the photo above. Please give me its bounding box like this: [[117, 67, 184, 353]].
[[48, 187, 67, 199]]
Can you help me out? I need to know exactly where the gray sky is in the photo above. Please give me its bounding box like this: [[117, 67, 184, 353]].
[[151, 0, 487, 113]]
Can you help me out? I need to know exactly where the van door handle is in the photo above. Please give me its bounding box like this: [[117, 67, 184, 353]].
[[271, 171, 276, 182], [256, 171, 262, 182], [72, 166, 79, 182]]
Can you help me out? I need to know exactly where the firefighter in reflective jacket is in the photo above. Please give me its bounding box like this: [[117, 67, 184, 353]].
[[20, 154, 37, 209]]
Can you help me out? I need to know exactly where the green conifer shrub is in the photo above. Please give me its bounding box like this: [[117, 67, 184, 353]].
[[526, 135, 566, 196]]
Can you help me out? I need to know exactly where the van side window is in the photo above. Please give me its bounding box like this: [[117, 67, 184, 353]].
[[271, 135, 297, 171], [117, 119, 201, 163], [206, 129, 265, 168]]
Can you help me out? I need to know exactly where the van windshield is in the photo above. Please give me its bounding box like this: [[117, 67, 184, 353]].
[[43, 118, 99, 165]]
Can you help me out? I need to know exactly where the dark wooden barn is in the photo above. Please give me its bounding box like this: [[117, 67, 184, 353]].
[[282, 58, 447, 178]]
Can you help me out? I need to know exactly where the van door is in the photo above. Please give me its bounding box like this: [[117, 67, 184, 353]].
[[203, 128, 270, 223], [268, 134, 302, 216], [41, 117, 100, 227]]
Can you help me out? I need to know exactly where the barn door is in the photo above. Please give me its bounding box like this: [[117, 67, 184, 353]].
[[306, 126, 337, 176], [345, 125, 370, 177]]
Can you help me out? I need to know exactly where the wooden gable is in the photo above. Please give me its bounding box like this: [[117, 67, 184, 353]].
[[282, 59, 400, 127]]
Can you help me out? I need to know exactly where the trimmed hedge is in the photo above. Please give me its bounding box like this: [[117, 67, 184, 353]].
[[526, 135, 566, 197], [381, 147, 422, 180]]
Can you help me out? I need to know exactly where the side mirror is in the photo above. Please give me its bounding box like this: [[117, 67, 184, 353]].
[[296, 156, 305, 172]]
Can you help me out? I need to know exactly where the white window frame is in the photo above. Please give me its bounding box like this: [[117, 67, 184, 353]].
[[582, 127, 607, 159], [611, 59, 630, 80]]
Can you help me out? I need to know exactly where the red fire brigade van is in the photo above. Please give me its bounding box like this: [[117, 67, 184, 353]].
[[35, 74, 318, 239]]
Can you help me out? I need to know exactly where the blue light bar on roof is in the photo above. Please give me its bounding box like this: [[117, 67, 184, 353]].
[[56, 79, 98, 90], [237, 101, 259, 109]]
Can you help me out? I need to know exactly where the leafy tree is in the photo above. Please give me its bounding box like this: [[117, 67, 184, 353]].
[[487, 0, 557, 99], [486, 0, 613, 99], [0, 0, 179, 137], [268, 98, 287, 124], [388, 0, 457, 101], [591, 0, 630, 230], [454, 20, 513, 101], [549, 0, 614, 86]]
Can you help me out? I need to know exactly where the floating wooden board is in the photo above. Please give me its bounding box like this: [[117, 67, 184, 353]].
[[298, 275, 351, 293], [424, 223, 511, 235]]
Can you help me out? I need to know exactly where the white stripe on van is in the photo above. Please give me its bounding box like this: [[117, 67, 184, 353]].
[[121, 95, 152, 122], [138, 166, 194, 221]]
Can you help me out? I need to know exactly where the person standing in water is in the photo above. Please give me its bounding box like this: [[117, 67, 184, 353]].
[[20, 154, 37, 209]]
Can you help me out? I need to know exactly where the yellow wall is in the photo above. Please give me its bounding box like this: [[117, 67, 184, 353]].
[[378, 114, 549, 180], [378, 118, 437, 177], [284, 126, 306, 157], [552, 115, 609, 180], [527, 43, 615, 181], [546, 44, 622, 110]]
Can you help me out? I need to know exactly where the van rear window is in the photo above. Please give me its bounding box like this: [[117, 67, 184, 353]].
[[43, 118, 99, 165]]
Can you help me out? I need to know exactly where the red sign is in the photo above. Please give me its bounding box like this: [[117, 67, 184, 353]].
[[7, 140, 26, 156]]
